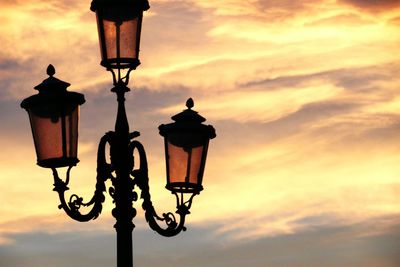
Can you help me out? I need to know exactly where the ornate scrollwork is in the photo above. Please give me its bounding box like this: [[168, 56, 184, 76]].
[[129, 140, 193, 237], [51, 131, 195, 235], [68, 194, 84, 211], [51, 132, 113, 222]]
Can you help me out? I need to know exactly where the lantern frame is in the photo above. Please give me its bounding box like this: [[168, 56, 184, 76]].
[[159, 98, 216, 194], [20, 65, 85, 168], [90, 0, 150, 71]]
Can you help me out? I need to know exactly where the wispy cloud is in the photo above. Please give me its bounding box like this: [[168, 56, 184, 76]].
[[0, 0, 399, 266]]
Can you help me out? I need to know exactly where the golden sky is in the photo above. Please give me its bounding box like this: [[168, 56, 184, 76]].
[[0, 0, 399, 266]]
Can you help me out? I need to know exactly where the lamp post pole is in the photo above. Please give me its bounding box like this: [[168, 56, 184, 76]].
[[112, 83, 135, 267], [20, 1, 216, 267]]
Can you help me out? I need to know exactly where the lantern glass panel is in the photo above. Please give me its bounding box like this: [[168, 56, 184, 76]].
[[188, 146, 204, 184], [96, 6, 141, 69], [166, 132, 209, 192], [28, 104, 79, 166], [167, 143, 189, 184]]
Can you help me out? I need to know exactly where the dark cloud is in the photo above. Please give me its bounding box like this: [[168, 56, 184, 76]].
[[241, 63, 397, 94], [0, 231, 115, 267], [0, 57, 48, 99], [364, 116, 400, 141], [339, 0, 400, 11], [329, 113, 400, 147], [262, 101, 361, 140], [235, 62, 400, 148], [207, 101, 360, 155], [256, 0, 316, 11], [1, 215, 400, 267], [250, 0, 324, 22], [0, 59, 22, 71], [198, 101, 364, 157], [0, 98, 32, 141]]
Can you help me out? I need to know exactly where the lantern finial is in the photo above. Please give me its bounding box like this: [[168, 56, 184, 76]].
[[186, 98, 194, 109], [47, 64, 56, 77]]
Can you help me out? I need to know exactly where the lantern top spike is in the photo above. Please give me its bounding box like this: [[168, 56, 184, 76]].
[[47, 64, 56, 77], [186, 98, 194, 109]]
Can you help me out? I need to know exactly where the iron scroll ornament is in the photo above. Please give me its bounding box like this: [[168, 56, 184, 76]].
[[51, 131, 193, 236]]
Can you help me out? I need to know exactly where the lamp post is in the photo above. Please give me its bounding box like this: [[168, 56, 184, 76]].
[[20, 0, 216, 267]]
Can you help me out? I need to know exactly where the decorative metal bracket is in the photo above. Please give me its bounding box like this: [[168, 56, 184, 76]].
[[130, 140, 196, 237], [52, 133, 113, 222], [51, 132, 195, 236]]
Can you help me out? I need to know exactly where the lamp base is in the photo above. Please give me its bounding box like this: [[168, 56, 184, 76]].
[[37, 157, 79, 168]]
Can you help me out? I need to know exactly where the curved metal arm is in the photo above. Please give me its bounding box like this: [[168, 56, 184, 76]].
[[129, 140, 192, 237], [52, 133, 113, 222]]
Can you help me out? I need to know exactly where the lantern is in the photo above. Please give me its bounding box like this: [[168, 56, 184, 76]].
[[90, 0, 150, 70], [159, 98, 216, 194], [21, 65, 85, 168]]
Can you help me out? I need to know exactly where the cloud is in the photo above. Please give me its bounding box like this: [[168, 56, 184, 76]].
[[388, 16, 400, 24], [0, 231, 115, 267], [192, 0, 328, 21], [0, 1, 399, 266], [161, 85, 342, 123], [339, 0, 400, 11], [1, 215, 400, 267], [306, 13, 376, 26], [158, 61, 400, 125], [253, 62, 397, 112], [260, 100, 361, 140]]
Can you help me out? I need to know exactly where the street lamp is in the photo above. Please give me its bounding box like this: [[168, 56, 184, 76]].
[[20, 64, 85, 168], [20, 1, 216, 267], [159, 98, 216, 194], [91, 0, 150, 84]]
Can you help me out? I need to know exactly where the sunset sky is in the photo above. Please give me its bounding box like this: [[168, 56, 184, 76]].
[[0, 0, 400, 266]]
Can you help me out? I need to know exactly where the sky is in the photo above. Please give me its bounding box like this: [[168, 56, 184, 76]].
[[0, 0, 400, 266]]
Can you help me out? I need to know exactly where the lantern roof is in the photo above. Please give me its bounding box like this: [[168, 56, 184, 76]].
[[21, 65, 85, 110], [90, 0, 150, 12], [159, 98, 216, 139], [171, 98, 206, 123], [34, 64, 70, 92]]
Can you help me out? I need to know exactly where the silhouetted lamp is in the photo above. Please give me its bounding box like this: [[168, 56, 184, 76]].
[[20, 1, 217, 266], [159, 98, 216, 194], [21, 65, 85, 168], [90, 0, 150, 70]]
